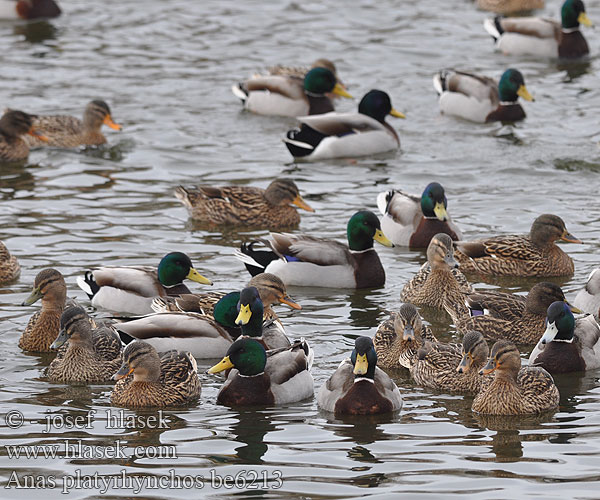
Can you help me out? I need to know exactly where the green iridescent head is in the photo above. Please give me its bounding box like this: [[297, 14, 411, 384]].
[[540, 301, 575, 344], [235, 286, 264, 338], [420, 182, 448, 221], [358, 90, 405, 122], [498, 69, 534, 103], [561, 0, 592, 29], [157, 252, 211, 287], [208, 337, 267, 377], [350, 336, 377, 380], [303, 68, 352, 98], [346, 210, 393, 251], [213, 291, 241, 328]]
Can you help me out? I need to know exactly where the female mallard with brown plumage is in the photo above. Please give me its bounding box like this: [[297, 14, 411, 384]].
[[19, 268, 67, 352], [454, 214, 581, 277], [374, 303, 437, 369], [48, 305, 122, 383], [433, 68, 533, 123], [476, 0, 544, 15], [0, 109, 48, 162], [24, 100, 121, 149], [377, 182, 462, 248], [472, 340, 559, 415], [236, 211, 393, 289], [111, 340, 200, 408], [232, 66, 351, 117], [529, 301, 600, 374], [175, 179, 314, 228], [483, 0, 592, 59], [0, 240, 20, 284], [318, 336, 402, 415], [444, 281, 580, 344], [400, 233, 472, 309], [208, 337, 314, 406], [402, 331, 490, 395]]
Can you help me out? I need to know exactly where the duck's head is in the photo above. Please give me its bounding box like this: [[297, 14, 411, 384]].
[[561, 0, 592, 29], [394, 303, 425, 342], [16, 0, 61, 20], [235, 286, 264, 337], [248, 273, 301, 310], [303, 67, 352, 99], [208, 337, 267, 377], [157, 252, 212, 287], [479, 340, 521, 377], [539, 301, 576, 344], [114, 341, 161, 382], [51, 305, 92, 349], [347, 210, 393, 251], [498, 69, 534, 103], [529, 214, 581, 247], [22, 268, 66, 306], [213, 291, 242, 328], [526, 282, 580, 315], [457, 331, 488, 373], [426, 233, 458, 270], [358, 90, 405, 123], [0, 110, 48, 142], [351, 336, 377, 380], [263, 179, 314, 212], [420, 182, 449, 221], [83, 100, 122, 132]]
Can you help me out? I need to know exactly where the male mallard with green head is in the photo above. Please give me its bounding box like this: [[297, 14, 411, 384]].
[[236, 210, 393, 288], [318, 336, 402, 415]]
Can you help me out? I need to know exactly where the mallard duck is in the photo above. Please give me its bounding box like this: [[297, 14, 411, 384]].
[[232, 67, 351, 117], [454, 214, 581, 277], [208, 337, 314, 406], [235, 210, 393, 289], [0, 240, 20, 284], [317, 336, 402, 415], [116, 286, 290, 358], [264, 58, 340, 81], [374, 303, 437, 369], [444, 281, 579, 344], [19, 268, 67, 352], [77, 252, 212, 315], [111, 340, 200, 408], [0, 109, 48, 162], [284, 89, 405, 160], [151, 272, 301, 320], [174, 178, 314, 228], [0, 0, 60, 19], [48, 305, 122, 383], [377, 182, 463, 248], [400, 233, 472, 309], [483, 0, 592, 59], [403, 331, 490, 394], [433, 68, 533, 123], [472, 340, 559, 415], [529, 301, 600, 373], [574, 268, 600, 318], [476, 0, 544, 15], [24, 100, 121, 149]]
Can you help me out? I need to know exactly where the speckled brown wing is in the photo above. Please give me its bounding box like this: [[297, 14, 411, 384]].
[[159, 350, 201, 403], [517, 366, 559, 412], [93, 324, 123, 362], [401, 263, 471, 308], [465, 290, 527, 321], [0, 242, 20, 283], [24, 115, 84, 148]]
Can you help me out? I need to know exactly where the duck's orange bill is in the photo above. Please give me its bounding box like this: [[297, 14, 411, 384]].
[[104, 114, 122, 131], [280, 295, 302, 310], [28, 127, 49, 142], [293, 195, 314, 212], [561, 231, 582, 244]]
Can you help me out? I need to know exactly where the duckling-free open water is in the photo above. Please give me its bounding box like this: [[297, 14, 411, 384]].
[[1, 0, 599, 498]]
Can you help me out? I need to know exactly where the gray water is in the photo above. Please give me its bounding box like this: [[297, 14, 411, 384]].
[[1, 0, 600, 498]]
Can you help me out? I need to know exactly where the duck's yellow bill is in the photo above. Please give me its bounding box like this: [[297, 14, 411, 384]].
[[332, 83, 353, 99], [104, 114, 122, 131], [353, 354, 368, 375], [280, 295, 302, 310], [293, 195, 314, 212], [374, 229, 393, 247], [390, 108, 406, 119], [517, 85, 534, 102], [433, 202, 448, 222], [187, 268, 212, 285], [113, 365, 134, 380], [567, 302, 582, 314], [208, 356, 234, 374], [560, 231, 582, 244], [236, 303, 252, 325], [578, 12, 592, 27]]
